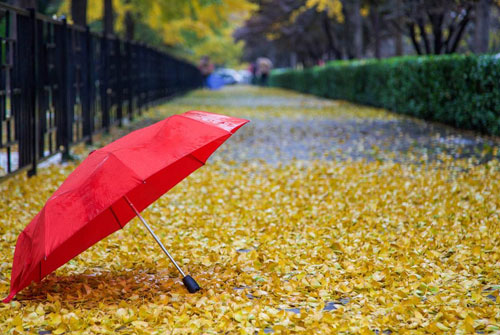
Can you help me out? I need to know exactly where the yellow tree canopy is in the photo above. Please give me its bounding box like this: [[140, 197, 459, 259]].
[[269, 0, 343, 41], [58, 0, 256, 65]]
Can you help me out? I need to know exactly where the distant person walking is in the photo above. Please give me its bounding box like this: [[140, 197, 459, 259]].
[[257, 57, 272, 86], [249, 62, 257, 85], [198, 55, 214, 87]]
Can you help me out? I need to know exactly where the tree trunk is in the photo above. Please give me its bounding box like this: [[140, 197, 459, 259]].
[[408, 23, 422, 55], [417, 18, 431, 54], [342, 5, 354, 59], [394, 0, 403, 56], [290, 52, 297, 68], [322, 12, 341, 60], [71, 0, 87, 26], [474, 0, 491, 53], [351, 0, 363, 58], [371, 7, 381, 58], [448, 8, 472, 53], [125, 11, 135, 41], [430, 13, 444, 54], [104, 0, 114, 35], [342, 0, 362, 59]]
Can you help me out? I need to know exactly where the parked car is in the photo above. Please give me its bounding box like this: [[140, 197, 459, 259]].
[[214, 68, 243, 85], [237, 69, 252, 84]]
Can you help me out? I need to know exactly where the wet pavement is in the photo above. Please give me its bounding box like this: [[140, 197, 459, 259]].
[[162, 86, 500, 165]]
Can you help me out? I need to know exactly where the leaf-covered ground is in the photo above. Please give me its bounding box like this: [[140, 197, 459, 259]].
[[0, 86, 499, 334]]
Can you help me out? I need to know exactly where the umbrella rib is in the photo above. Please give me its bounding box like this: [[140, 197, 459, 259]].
[[189, 154, 206, 166], [109, 207, 123, 229]]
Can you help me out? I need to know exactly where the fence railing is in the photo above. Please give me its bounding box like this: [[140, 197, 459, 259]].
[[0, 3, 203, 181]]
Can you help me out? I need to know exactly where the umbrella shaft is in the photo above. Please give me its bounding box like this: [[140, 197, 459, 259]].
[[124, 196, 186, 278]]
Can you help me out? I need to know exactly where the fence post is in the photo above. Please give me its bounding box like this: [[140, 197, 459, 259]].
[[60, 18, 72, 160], [116, 40, 123, 127], [84, 26, 93, 145], [0, 2, 205, 182], [126, 40, 133, 120], [101, 35, 110, 132], [136, 44, 142, 114], [27, 9, 39, 177]]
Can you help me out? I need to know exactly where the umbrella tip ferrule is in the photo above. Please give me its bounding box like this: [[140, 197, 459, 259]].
[[182, 275, 201, 293]]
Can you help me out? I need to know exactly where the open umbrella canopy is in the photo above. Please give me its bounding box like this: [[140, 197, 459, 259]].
[[4, 111, 249, 302]]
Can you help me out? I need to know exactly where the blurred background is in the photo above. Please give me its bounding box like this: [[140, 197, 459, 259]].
[[3, 0, 500, 73]]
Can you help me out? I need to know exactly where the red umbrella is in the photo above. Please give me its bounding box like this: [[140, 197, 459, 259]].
[[3, 111, 249, 302]]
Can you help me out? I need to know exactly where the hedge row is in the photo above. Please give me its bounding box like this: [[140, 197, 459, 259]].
[[269, 55, 500, 136]]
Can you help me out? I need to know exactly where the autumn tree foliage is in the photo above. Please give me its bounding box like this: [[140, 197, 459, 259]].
[[14, 0, 500, 66], [57, 0, 256, 65], [234, 0, 346, 66], [237, 0, 499, 67]]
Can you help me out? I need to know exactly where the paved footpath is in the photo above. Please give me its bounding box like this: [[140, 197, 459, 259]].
[[163, 86, 500, 164]]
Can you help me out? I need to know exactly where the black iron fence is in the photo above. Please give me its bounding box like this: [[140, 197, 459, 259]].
[[0, 3, 203, 181]]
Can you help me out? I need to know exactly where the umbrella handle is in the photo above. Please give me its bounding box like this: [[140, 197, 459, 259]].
[[124, 196, 201, 293], [182, 275, 201, 293]]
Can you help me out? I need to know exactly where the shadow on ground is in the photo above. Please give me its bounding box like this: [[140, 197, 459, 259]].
[[16, 268, 179, 307]]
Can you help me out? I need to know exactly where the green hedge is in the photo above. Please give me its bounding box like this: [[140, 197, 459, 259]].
[[269, 55, 500, 135]]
